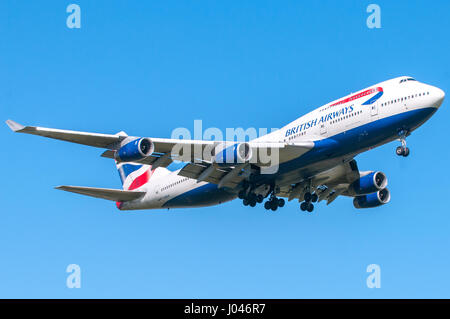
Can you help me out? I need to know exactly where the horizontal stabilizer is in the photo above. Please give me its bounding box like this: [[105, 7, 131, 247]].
[[6, 120, 124, 149], [55, 185, 145, 201]]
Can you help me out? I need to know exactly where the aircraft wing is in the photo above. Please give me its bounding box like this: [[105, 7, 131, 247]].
[[6, 120, 125, 149], [6, 120, 362, 200], [6, 119, 216, 153], [101, 139, 314, 168], [6, 120, 314, 172], [55, 185, 145, 201]]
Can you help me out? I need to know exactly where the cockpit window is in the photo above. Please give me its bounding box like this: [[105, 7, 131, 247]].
[[400, 77, 416, 83]]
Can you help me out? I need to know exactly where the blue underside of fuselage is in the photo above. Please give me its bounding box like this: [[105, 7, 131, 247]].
[[164, 107, 437, 208]]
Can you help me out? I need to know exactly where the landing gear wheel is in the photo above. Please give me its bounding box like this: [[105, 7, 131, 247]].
[[311, 193, 318, 203], [256, 194, 264, 203], [278, 198, 285, 208], [304, 192, 312, 202], [270, 199, 278, 211], [243, 199, 249, 206], [396, 130, 410, 157], [402, 147, 410, 157], [300, 202, 307, 211], [264, 201, 271, 210], [272, 198, 279, 206], [396, 146, 410, 157], [307, 203, 314, 212], [249, 200, 256, 207]]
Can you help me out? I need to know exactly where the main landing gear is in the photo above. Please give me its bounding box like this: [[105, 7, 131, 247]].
[[239, 185, 285, 211], [300, 191, 317, 212], [239, 190, 264, 207], [263, 194, 285, 211], [396, 130, 410, 157]]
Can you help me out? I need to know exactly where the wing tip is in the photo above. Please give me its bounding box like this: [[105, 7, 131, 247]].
[[5, 119, 25, 132]]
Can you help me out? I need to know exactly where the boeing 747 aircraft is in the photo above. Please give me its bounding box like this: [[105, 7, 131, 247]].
[[6, 76, 445, 212]]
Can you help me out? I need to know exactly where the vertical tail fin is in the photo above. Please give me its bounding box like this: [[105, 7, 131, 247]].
[[116, 162, 154, 190], [114, 131, 155, 190]]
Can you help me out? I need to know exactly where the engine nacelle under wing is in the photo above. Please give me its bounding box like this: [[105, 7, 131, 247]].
[[213, 143, 253, 166], [115, 138, 154, 162], [349, 171, 388, 196], [353, 188, 391, 209]]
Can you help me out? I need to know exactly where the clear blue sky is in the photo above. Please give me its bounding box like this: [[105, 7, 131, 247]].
[[1, 0, 449, 298]]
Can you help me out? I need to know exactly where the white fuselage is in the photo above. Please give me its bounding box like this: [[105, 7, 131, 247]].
[[120, 76, 445, 210]]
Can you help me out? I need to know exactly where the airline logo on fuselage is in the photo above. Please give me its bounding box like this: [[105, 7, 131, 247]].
[[285, 87, 383, 137], [285, 105, 354, 137], [330, 87, 383, 107]]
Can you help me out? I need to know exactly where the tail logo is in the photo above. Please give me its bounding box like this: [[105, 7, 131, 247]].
[[117, 162, 155, 190], [127, 169, 153, 190]]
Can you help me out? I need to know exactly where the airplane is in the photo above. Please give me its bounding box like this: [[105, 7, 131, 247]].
[[6, 76, 445, 212]]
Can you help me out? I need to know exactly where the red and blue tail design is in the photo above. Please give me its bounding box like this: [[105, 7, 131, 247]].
[[116, 162, 155, 190]]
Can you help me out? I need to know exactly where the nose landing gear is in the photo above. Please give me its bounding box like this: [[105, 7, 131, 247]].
[[396, 130, 410, 157], [396, 146, 410, 157]]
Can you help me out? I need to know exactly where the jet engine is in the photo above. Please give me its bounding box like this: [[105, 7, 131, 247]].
[[115, 138, 154, 162], [353, 188, 391, 209], [213, 143, 253, 166], [349, 171, 388, 196]]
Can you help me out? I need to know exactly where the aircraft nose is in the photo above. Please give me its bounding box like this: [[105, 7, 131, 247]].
[[435, 87, 445, 107]]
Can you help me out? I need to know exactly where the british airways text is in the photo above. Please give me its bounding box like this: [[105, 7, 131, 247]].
[[285, 105, 354, 137]]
